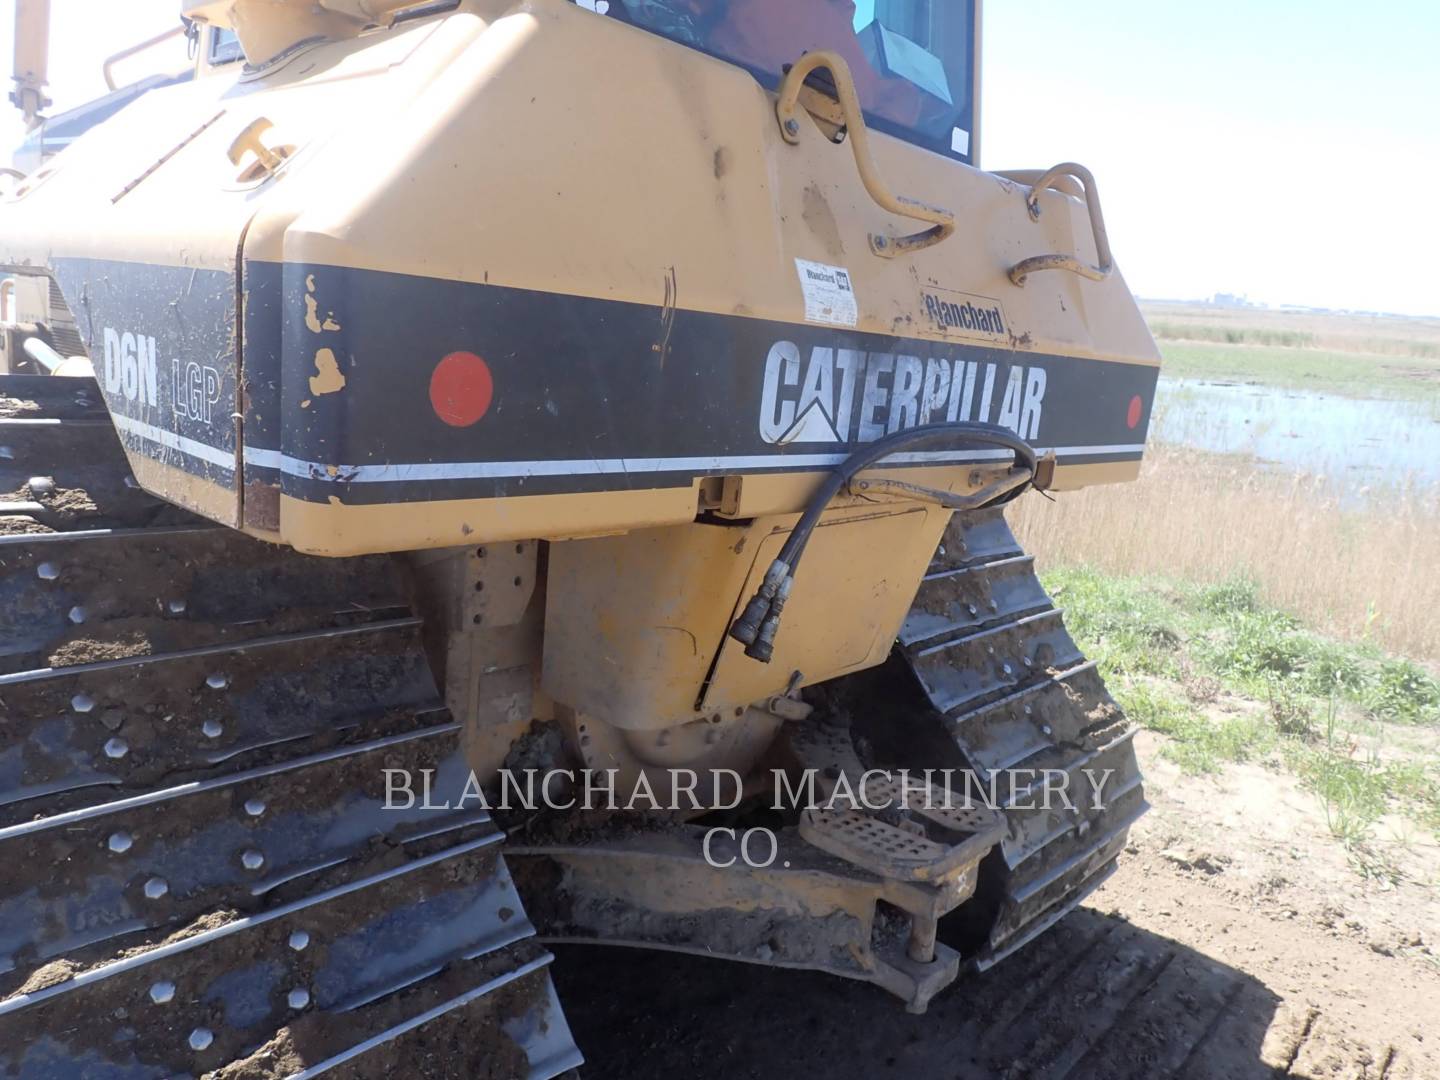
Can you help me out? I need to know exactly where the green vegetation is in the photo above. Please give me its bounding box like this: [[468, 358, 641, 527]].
[[1156, 340, 1440, 399], [1149, 319, 1440, 360], [1148, 321, 1320, 349], [1032, 302, 1440, 879], [1139, 302, 1440, 399], [1046, 566, 1440, 856]]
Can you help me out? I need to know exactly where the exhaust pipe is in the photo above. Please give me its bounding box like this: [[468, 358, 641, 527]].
[[182, 0, 432, 66], [22, 335, 63, 372]]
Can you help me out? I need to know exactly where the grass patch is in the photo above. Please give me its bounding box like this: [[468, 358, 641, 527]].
[[1150, 320, 1440, 361], [1046, 564, 1440, 845], [1149, 321, 1318, 349], [1049, 567, 1440, 727], [1156, 341, 1440, 399], [1045, 572, 1181, 678]]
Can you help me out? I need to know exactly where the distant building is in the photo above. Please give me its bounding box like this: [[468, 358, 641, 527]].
[[1210, 292, 1267, 309]]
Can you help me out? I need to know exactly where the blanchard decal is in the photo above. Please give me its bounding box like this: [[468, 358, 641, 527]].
[[760, 341, 1045, 445], [920, 285, 1009, 343], [794, 258, 858, 328]]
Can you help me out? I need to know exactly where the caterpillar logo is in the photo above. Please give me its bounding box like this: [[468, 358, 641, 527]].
[[759, 342, 1046, 446]]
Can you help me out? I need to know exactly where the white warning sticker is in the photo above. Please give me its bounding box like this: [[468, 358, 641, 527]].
[[794, 259, 858, 328]]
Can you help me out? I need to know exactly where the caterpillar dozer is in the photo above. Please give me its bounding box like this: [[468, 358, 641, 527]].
[[0, 1, 1158, 1075]]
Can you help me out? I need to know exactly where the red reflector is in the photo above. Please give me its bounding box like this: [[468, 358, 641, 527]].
[[1126, 395, 1143, 430], [429, 352, 493, 428]]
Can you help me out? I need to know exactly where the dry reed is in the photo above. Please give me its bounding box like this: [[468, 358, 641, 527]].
[[1010, 444, 1440, 664]]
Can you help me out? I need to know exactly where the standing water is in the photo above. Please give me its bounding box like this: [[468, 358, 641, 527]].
[[1152, 377, 1440, 494]]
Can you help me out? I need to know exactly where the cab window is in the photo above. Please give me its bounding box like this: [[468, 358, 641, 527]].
[[600, 0, 976, 163], [209, 27, 244, 66]]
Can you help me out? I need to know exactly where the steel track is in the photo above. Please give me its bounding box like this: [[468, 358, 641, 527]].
[[0, 375, 581, 1079]]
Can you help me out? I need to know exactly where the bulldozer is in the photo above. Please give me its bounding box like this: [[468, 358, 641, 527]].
[[0, 1, 1158, 1075]]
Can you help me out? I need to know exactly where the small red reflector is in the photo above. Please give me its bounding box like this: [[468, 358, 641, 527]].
[[429, 352, 493, 428], [1126, 395, 1143, 430]]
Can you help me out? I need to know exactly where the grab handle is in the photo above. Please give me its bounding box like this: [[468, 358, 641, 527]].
[[776, 51, 955, 258], [1008, 162, 1113, 286]]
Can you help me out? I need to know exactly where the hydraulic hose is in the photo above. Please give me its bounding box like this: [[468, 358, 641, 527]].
[[729, 423, 1039, 663]]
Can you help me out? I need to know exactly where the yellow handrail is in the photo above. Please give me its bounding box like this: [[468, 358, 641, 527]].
[[775, 51, 955, 259], [1009, 162, 1114, 287]]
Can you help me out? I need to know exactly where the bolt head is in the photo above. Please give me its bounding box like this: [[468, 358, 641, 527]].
[[104, 737, 129, 760], [71, 693, 96, 714], [244, 798, 267, 817], [202, 719, 224, 739], [68, 606, 87, 625], [784, 118, 800, 135], [168, 599, 187, 615], [37, 562, 59, 581], [287, 987, 311, 1010], [240, 849, 265, 871], [288, 930, 311, 951], [189, 1028, 214, 1052], [149, 981, 176, 1004], [206, 673, 229, 690], [144, 877, 169, 900], [108, 832, 133, 854]]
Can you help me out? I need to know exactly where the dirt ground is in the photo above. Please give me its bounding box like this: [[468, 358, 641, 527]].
[[554, 731, 1440, 1079]]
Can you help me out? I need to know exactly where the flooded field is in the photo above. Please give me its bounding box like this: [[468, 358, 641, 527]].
[[1152, 377, 1440, 495]]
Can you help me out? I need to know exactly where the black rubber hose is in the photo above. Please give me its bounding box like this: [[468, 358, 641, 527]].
[[730, 422, 1039, 661], [777, 421, 1038, 570]]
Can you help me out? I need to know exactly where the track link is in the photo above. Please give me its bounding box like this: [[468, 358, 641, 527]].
[[0, 376, 581, 1078], [895, 507, 1148, 969]]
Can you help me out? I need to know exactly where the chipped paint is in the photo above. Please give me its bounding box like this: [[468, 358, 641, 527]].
[[308, 348, 346, 396], [304, 275, 342, 334]]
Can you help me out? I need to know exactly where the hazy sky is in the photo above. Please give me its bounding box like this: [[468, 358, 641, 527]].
[[2, 0, 1437, 315]]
